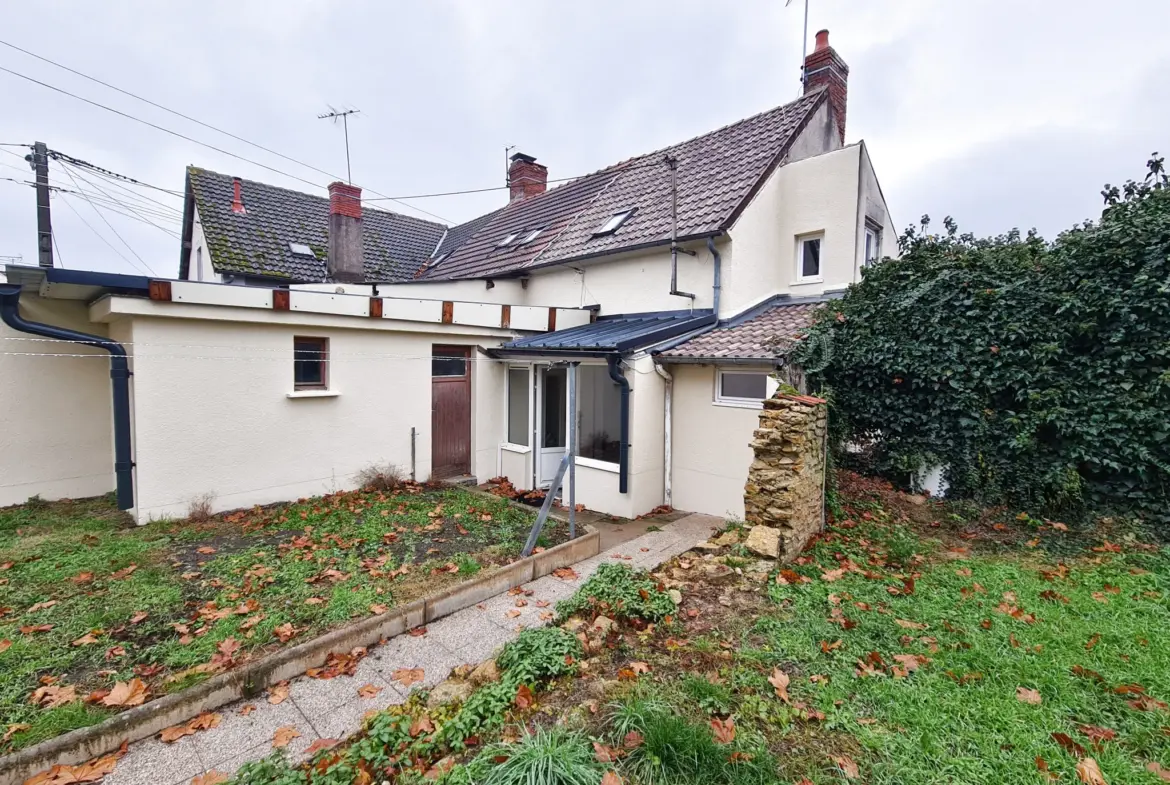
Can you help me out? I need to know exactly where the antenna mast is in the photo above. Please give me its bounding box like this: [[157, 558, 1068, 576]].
[[317, 107, 361, 184]]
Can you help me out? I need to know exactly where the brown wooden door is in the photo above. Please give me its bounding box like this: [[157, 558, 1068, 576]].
[[431, 346, 471, 478]]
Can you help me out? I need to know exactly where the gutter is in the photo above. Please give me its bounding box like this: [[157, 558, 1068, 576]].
[[0, 284, 135, 510], [606, 354, 631, 494]]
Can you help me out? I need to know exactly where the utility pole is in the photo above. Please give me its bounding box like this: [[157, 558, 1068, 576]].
[[317, 107, 361, 184], [32, 141, 53, 268], [504, 144, 515, 188]]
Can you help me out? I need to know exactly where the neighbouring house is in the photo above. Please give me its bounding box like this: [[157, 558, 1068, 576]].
[[0, 30, 894, 522]]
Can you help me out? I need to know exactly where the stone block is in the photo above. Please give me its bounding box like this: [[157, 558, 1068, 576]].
[[744, 526, 781, 559]]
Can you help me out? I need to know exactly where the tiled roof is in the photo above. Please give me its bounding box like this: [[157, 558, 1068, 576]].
[[417, 89, 827, 282], [184, 168, 447, 282], [657, 297, 830, 361], [496, 310, 715, 355]]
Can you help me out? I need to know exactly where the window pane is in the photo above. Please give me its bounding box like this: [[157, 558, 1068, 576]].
[[542, 368, 566, 448], [577, 365, 621, 463], [294, 339, 325, 387], [432, 349, 467, 377], [801, 238, 821, 277], [720, 372, 767, 400], [507, 368, 529, 446]]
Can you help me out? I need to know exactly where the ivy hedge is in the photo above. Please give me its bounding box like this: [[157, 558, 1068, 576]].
[[796, 155, 1170, 521]]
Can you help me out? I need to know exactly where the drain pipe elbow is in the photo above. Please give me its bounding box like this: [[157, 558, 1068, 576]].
[[606, 354, 630, 495], [0, 284, 135, 511], [707, 236, 722, 317]]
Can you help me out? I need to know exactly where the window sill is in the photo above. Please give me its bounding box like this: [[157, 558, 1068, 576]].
[[574, 456, 620, 473], [713, 398, 764, 410], [501, 443, 531, 454], [287, 389, 340, 399], [791, 278, 824, 286]]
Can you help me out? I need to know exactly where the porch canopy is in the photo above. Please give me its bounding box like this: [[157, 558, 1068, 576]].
[[490, 309, 715, 358]]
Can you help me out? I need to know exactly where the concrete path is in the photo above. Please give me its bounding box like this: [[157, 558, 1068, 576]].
[[102, 513, 722, 785]]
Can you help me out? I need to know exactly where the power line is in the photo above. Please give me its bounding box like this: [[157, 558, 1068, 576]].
[[60, 166, 161, 274], [51, 230, 65, 269], [47, 149, 184, 197], [57, 192, 151, 275], [59, 161, 182, 236], [0, 59, 450, 223]]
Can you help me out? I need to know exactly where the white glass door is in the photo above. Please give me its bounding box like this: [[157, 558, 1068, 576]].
[[536, 367, 567, 487]]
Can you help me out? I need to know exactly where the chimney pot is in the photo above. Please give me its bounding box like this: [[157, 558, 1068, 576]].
[[508, 153, 548, 203], [231, 177, 246, 214], [327, 181, 364, 283], [803, 29, 849, 145]]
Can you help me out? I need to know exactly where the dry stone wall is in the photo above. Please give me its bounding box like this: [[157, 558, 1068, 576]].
[[743, 393, 828, 562]]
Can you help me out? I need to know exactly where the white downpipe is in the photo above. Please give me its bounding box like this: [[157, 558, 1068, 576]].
[[653, 361, 673, 508]]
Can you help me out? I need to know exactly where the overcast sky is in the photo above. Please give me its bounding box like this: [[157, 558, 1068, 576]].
[[1, 1, 1167, 276]]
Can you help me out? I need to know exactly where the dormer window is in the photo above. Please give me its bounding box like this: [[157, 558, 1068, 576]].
[[592, 209, 635, 237], [289, 242, 316, 257], [498, 232, 519, 248]]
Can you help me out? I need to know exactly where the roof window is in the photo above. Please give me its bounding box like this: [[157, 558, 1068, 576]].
[[498, 232, 519, 247], [289, 242, 316, 257], [593, 209, 635, 237], [520, 228, 543, 244]]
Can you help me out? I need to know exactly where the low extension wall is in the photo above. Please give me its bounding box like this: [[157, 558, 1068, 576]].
[[743, 393, 828, 561]]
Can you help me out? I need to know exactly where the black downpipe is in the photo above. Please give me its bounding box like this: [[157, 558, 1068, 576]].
[[0, 285, 135, 510], [606, 354, 630, 494]]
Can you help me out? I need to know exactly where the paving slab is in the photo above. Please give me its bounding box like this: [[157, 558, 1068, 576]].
[[97, 512, 724, 785]]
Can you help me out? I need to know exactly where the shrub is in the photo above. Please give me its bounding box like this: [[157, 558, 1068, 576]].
[[797, 155, 1170, 522], [356, 463, 404, 492], [556, 563, 676, 623], [496, 627, 582, 683], [465, 728, 603, 785]]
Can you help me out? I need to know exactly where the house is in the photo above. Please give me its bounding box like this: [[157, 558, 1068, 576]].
[[0, 31, 893, 522]]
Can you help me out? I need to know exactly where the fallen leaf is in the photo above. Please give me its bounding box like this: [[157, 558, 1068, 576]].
[[110, 564, 138, 580], [630, 662, 651, 675], [3, 723, 29, 744], [101, 678, 149, 708], [833, 755, 861, 779], [190, 773, 230, 785], [410, 714, 435, 737], [304, 597, 325, 605], [1017, 687, 1043, 705], [24, 746, 125, 785], [593, 741, 624, 762], [369, 604, 389, 615], [27, 600, 59, 613], [272, 726, 301, 748], [710, 717, 736, 744], [895, 619, 927, 630], [267, 682, 290, 704], [1053, 732, 1088, 758], [409, 627, 428, 637], [239, 704, 256, 716], [1080, 725, 1117, 746], [72, 632, 100, 647], [196, 546, 217, 555], [391, 668, 425, 688], [820, 639, 843, 653], [506, 610, 522, 618], [20, 624, 53, 635], [1146, 762, 1170, 782], [358, 683, 383, 699], [601, 772, 623, 785], [1076, 757, 1107, 785], [273, 623, 298, 642], [0, 640, 10, 654], [1085, 634, 1101, 650], [552, 567, 578, 580], [30, 684, 77, 708], [622, 731, 644, 749], [304, 738, 340, 756], [768, 668, 791, 703], [514, 683, 535, 709], [129, 611, 149, 625]]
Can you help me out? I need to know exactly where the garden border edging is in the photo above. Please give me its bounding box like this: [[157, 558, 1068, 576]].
[[0, 525, 599, 785]]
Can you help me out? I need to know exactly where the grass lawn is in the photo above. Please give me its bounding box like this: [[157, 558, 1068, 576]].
[[0, 483, 554, 754], [182, 471, 1170, 785]]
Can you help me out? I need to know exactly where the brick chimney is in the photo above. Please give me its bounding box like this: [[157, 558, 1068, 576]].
[[327, 181, 364, 283], [230, 177, 246, 214], [508, 153, 548, 202], [803, 29, 849, 145]]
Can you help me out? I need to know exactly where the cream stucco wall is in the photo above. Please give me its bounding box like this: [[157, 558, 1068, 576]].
[[0, 296, 115, 506], [118, 312, 508, 522], [188, 206, 223, 284], [668, 364, 764, 520]]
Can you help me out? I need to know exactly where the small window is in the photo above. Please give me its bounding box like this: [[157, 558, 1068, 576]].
[[864, 223, 882, 267], [289, 242, 316, 257], [432, 347, 468, 377], [716, 370, 769, 405], [293, 337, 328, 389], [429, 253, 448, 268], [507, 367, 530, 446], [592, 209, 635, 237], [497, 232, 519, 248], [576, 365, 621, 463], [520, 228, 543, 244], [797, 235, 822, 281]]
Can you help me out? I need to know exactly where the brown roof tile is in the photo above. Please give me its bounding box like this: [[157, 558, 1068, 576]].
[[657, 299, 827, 361]]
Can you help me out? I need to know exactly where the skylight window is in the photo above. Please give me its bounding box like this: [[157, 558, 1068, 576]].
[[429, 253, 448, 267], [520, 228, 543, 244], [593, 209, 635, 237], [497, 232, 519, 247], [289, 242, 315, 257]]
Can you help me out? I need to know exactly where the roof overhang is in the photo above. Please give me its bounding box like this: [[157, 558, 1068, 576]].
[[4, 264, 151, 301], [489, 310, 716, 358]]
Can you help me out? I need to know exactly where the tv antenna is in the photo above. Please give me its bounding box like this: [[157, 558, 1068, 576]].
[[317, 106, 361, 183]]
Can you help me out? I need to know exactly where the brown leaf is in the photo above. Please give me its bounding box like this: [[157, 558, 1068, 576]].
[[601, 772, 623, 785], [1146, 762, 1170, 782], [710, 717, 736, 744], [368, 604, 389, 615], [101, 678, 149, 707], [514, 683, 535, 709], [27, 600, 59, 613], [0, 639, 10, 654], [110, 564, 138, 580], [196, 546, 217, 555], [833, 755, 861, 779], [190, 773, 230, 785], [1075, 757, 1107, 785], [1016, 687, 1043, 705], [391, 668, 424, 687], [304, 738, 340, 756], [895, 619, 927, 630], [630, 662, 651, 675], [593, 741, 624, 762], [768, 668, 791, 703], [1053, 732, 1088, 758], [1085, 634, 1101, 650], [552, 567, 579, 580], [622, 731, 644, 749], [272, 726, 301, 748], [409, 714, 435, 738], [20, 624, 53, 635], [129, 611, 149, 625], [273, 623, 298, 642], [30, 684, 77, 708], [505, 609, 522, 618], [357, 683, 383, 699], [72, 632, 101, 647], [1079, 725, 1117, 747], [304, 597, 326, 605], [3, 722, 29, 744], [820, 639, 843, 653], [409, 627, 428, 637], [267, 682, 290, 704], [238, 704, 256, 716]]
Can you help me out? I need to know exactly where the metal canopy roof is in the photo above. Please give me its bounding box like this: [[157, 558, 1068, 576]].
[[4, 265, 151, 301], [492, 309, 716, 357]]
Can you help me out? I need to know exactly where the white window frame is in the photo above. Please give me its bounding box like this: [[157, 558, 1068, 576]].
[[864, 222, 882, 268], [592, 209, 636, 237], [714, 368, 778, 409], [502, 364, 532, 452], [795, 233, 824, 283], [497, 232, 519, 248]]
